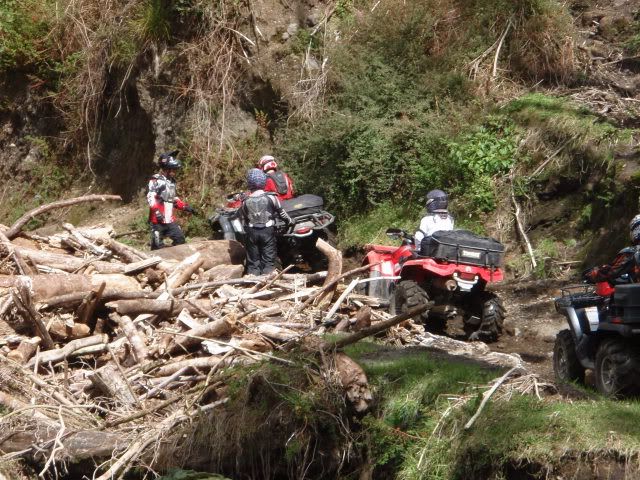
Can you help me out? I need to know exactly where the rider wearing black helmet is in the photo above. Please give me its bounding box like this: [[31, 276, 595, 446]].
[[147, 150, 196, 250], [584, 214, 640, 284], [415, 189, 455, 247]]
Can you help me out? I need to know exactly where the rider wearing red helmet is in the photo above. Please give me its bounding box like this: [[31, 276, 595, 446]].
[[258, 155, 295, 200]]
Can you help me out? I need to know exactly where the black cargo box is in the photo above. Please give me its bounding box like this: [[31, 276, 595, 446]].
[[614, 284, 640, 307], [420, 229, 505, 267], [613, 284, 640, 323], [282, 194, 324, 218]]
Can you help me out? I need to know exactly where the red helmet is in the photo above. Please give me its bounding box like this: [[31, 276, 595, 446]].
[[258, 155, 276, 170]]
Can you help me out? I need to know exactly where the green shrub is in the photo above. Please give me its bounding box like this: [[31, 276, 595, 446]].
[[0, 0, 52, 71]]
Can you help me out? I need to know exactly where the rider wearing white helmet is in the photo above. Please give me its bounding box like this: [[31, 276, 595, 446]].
[[258, 154, 295, 200]]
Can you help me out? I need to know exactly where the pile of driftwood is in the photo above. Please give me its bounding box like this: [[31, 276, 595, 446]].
[[0, 195, 437, 479], [0, 195, 524, 479]]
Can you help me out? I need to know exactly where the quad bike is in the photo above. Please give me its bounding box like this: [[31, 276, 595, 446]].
[[553, 277, 640, 397], [361, 228, 506, 341], [208, 193, 335, 271]]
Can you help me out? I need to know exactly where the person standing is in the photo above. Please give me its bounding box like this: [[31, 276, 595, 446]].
[[147, 150, 196, 250], [241, 168, 292, 275], [258, 154, 295, 200]]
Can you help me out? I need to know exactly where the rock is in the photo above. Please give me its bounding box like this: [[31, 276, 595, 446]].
[[306, 13, 322, 27], [282, 22, 299, 40], [597, 15, 632, 41], [304, 55, 321, 72], [581, 10, 606, 28]]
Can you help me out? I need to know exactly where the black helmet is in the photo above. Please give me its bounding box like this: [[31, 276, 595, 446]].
[[630, 214, 640, 244], [159, 150, 182, 170], [425, 189, 448, 213]]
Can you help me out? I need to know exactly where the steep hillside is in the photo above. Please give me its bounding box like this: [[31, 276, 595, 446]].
[[1, 0, 637, 280]]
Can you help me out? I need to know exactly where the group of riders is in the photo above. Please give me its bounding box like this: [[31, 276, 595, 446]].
[[146, 151, 296, 275], [147, 150, 638, 284]]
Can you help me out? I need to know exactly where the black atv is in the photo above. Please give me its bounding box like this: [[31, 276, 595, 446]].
[[208, 193, 335, 271], [553, 279, 640, 397]]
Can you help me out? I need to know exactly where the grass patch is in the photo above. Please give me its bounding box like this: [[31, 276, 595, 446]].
[[345, 342, 640, 479]]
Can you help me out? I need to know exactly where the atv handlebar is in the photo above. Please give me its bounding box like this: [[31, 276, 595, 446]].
[[385, 228, 415, 245]]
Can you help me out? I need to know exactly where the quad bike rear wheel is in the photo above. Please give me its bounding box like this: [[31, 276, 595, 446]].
[[389, 280, 430, 323], [595, 338, 640, 398], [553, 329, 585, 384]]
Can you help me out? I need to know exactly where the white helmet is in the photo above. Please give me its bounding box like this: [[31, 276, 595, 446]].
[[258, 155, 275, 169]]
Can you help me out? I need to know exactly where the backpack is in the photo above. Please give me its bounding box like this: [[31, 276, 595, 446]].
[[267, 171, 290, 195]]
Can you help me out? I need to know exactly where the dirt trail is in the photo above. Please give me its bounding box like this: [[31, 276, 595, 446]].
[[491, 280, 568, 380]]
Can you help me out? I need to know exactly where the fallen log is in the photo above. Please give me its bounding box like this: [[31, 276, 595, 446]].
[[61, 223, 111, 257], [13, 246, 125, 274], [13, 280, 54, 349], [89, 363, 138, 405], [153, 240, 246, 270], [77, 282, 106, 326], [254, 324, 299, 342], [99, 238, 149, 262], [4, 194, 122, 239], [0, 228, 32, 274], [167, 318, 233, 355], [49, 319, 91, 340], [0, 429, 124, 460], [27, 334, 108, 367], [164, 252, 204, 290], [202, 264, 244, 281], [153, 356, 224, 376], [123, 256, 162, 274], [39, 278, 261, 309], [106, 298, 210, 317], [110, 313, 148, 363], [7, 337, 41, 364], [315, 238, 342, 306], [0, 274, 142, 303]]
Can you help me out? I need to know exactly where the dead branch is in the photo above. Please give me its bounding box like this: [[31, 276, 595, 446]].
[[510, 180, 537, 270], [167, 318, 232, 355], [464, 366, 521, 429], [27, 334, 108, 367], [327, 303, 432, 350], [5, 194, 122, 239], [315, 238, 342, 305], [13, 281, 54, 349], [110, 313, 148, 363]]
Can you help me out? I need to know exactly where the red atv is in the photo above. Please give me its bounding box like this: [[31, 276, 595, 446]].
[[361, 228, 506, 341]]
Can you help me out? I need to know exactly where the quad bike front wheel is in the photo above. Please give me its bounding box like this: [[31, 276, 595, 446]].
[[595, 338, 640, 398], [389, 280, 430, 323], [553, 329, 585, 384], [464, 292, 506, 342]]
